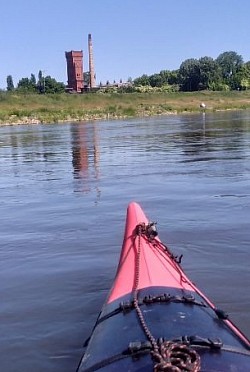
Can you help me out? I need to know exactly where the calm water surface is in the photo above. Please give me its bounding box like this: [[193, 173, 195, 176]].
[[1, 111, 250, 371]]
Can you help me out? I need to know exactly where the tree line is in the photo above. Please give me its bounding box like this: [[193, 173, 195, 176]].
[[133, 51, 250, 92], [6, 70, 65, 93], [4, 51, 250, 94]]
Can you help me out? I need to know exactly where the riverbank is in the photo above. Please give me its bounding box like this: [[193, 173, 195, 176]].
[[1, 90, 250, 125]]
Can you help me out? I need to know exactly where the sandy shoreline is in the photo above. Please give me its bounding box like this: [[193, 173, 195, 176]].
[[1, 107, 248, 127]]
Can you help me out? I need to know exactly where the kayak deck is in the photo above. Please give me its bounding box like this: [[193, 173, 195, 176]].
[[108, 202, 195, 303], [77, 202, 250, 371]]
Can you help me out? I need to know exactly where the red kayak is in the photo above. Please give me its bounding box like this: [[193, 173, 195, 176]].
[[77, 202, 250, 371]]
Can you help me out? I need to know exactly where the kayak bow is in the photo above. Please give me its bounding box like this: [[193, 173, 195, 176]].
[[77, 202, 250, 371]]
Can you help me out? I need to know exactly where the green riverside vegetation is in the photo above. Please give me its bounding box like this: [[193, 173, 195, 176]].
[[1, 90, 250, 125], [2, 50, 250, 125]]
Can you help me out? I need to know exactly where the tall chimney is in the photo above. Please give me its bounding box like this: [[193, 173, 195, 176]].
[[88, 34, 96, 88]]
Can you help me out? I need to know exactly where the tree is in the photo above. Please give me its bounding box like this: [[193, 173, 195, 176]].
[[83, 72, 90, 87], [231, 64, 250, 90], [133, 74, 150, 86], [17, 77, 34, 91], [178, 59, 201, 91], [38, 70, 43, 80], [37, 70, 44, 93], [216, 51, 243, 80], [198, 57, 221, 90], [30, 73, 36, 86], [43, 76, 65, 93], [6, 75, 14, 91], [17, 74, 38, 92], [160, 70, 178, 85], [245, 61, 250, 70], [149, 73, 164, 87]]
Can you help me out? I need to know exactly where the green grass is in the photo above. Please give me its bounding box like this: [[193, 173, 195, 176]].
[[1, 91, 250, 124]]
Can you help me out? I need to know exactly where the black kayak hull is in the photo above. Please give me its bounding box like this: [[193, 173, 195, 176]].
[[78, 286, 250, 371]]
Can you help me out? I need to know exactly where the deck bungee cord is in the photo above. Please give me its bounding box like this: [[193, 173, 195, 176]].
[[132, 222, 201, 371], [77, 202, 250, 372]]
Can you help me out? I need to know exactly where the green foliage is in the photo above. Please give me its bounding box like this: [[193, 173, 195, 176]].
[[6, 75, 15, 91], [0, 111, 7, 121], [30, 74, 36, 86], [231, 65, 250, 90], [178, 58, 201, 91], [133, 74, 150, 86], [8, 71, 65, 94], [134, 70, 178, 89], [163, 70, 179, 85], [216, 51, 243, 79], [0, 92, 8, 101], [240, 78, 250, 90], [132, 84, 179, 93], [161, 84, 179, 92], [208, 82, 230, 91], [37, 70, 44, 93], [199, 57, 221, 90], [43, 76, 65, 93], [107, 105, 117, 114], [132, 51, 249, 93], [117, 85, 135, 93], [122, 106, 136, 116], [83, 72, 90, 86], [1, 91, 250, 124], [9, 109, 34, 117], [149, 73, 164, 87], [17, 76, 37, 92]]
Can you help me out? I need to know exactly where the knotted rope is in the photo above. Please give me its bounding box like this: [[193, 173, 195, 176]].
[[152, 341, 200, 371], [134, 223, 201, 372]]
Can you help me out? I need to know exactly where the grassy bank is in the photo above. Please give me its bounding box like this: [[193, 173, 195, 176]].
[[1, 90, 250, 125]]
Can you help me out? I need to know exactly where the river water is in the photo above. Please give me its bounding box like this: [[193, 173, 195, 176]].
[[1, 111, 250, 371]]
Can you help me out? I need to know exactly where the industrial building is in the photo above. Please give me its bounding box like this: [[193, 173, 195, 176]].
[[65, 34, 96, 93]]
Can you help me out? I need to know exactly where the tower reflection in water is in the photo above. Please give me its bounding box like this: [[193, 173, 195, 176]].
[[71, 123, 101, 202]]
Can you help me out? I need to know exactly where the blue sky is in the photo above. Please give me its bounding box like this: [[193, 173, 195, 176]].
[[1, 0, 250, 89]]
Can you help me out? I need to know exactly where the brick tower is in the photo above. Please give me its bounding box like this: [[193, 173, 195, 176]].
[[65, 51, 84, 92]]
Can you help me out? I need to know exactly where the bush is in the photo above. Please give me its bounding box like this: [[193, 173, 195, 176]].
[[209, 82, 230, 91], [122, 107, 136, 116]]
